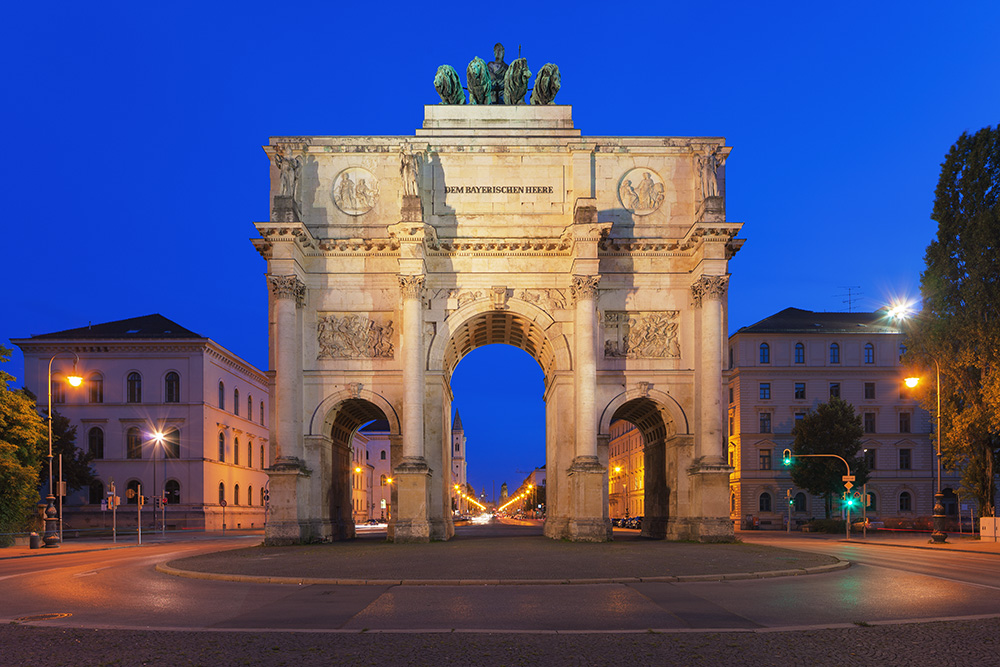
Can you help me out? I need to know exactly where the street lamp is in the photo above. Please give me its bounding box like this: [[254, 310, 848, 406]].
[[151, 431, 165, 535], [904, 365, 948, 543], [45, 352, 83, 548]]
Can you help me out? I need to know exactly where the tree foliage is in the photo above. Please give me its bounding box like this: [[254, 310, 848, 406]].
[[0, 346, 47, 544], [790, 397, 869, 519], [906, 125, 1000, 516], [23, 389, 95, 494]]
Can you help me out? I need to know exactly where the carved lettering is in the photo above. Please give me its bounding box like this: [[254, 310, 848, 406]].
[[318, 315, 394, 359]]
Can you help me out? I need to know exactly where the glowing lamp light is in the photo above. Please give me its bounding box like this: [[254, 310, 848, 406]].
[[904, 377, 920, 389], [67, 374, 83, 387], [354, 466, 362, 473]]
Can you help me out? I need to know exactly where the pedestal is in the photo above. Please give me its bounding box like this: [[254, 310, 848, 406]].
[[931, 492, 948, 543], [393, 457, 432, 543], [271, 195, 300, 222], [42, 498, 59, 548], [565, 456, 612, 542], [669, 460, 735, 543], [263, 457, 315, 545]]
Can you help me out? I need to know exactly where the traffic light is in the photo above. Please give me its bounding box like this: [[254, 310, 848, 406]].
[[844, 495, 856, 508], [782, 449, 792, 466]]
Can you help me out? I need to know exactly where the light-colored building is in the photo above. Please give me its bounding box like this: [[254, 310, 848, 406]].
[[608, 421, 643, 518], [451, 411, 468, 514], [726, 308, 962, 530], [13, 314, 270, 532], [352, 423, 392, 522]]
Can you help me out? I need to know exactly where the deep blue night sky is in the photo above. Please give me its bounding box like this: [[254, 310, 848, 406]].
[[4, 1, 998, 497]]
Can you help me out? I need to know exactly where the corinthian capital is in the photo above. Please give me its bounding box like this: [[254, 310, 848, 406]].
[[571, 275, 601, 300], [267, 274, 306, 307], [691, 274, 729, 307], [398, 274, 426, 300]]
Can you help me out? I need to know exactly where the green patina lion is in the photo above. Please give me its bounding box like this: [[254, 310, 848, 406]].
[[466, 57, 492, 105], [503, 57, 531, 105], [434, 65, 466, 105], [530, 63, 561, 105]]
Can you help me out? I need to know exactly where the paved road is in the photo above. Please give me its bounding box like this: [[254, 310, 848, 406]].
[[3, 525, 999, 633]]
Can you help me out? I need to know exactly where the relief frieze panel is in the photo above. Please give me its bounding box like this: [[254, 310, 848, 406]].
[[603, 311, 680, 359], [317, 314, 394, 359]]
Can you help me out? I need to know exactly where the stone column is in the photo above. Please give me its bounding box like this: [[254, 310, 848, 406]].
[[686, 274, 734, 542], [565, 275, 610, 541], [394, 274, 431, 542], [264, 274, 306, 544]]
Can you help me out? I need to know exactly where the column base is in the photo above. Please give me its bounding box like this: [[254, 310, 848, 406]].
[[668, 459, 735, 543], [392, 457, 432, 543], [564, 456, 612, 542], [667, 516, 735, 543]]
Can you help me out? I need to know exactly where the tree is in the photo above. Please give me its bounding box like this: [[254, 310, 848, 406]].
[[0, 346, 47, 545], [23, 389, 95, 495], [789, 397, 869, 519], [906, 125, 1000, 517]]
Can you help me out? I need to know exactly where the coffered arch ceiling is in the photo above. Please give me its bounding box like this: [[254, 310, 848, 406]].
[[611, 397, 675, 445], [443, 311, 556, 381]]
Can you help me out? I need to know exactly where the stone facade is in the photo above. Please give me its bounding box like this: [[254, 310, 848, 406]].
[[13, 315, 270, 532], [253, 105, 744, 544], [726, 308, 963, 530]]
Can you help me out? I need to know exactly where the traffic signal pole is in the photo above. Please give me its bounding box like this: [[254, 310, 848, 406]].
[[783, 450, 854, 540]]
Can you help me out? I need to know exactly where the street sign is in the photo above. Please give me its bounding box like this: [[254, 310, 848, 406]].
[[126, 489, 136, 499], [853, 491, 862, 499], [842, 475, 855, 482], [844, 482, 854, 491], [220, 500, 228, 507]]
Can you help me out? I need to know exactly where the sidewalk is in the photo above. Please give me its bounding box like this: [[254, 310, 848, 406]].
[[0, 530, 263, 560], [740, 527, 1000, 555]]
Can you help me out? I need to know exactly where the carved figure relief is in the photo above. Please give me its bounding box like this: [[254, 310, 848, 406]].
[[515, 288, 568, 312], [604, 311, 681, 358], [491, 286, 508, 310], [273, 147, 302, 199], [618, 168, 665, 215], [695, 148, 726, 200], [332, 167, 379, 216], [318, 314, 394, 359]]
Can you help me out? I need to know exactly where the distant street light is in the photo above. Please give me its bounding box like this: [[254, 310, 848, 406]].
[[45, 352, 83, 548]]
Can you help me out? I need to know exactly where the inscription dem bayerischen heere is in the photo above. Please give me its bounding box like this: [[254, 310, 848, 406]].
[[444, 185, 554, 194]]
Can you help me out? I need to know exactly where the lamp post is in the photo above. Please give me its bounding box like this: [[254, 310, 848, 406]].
[[151, 431, 164, 535], [45, 352, 83, 548], [905, 365, 948, 543]]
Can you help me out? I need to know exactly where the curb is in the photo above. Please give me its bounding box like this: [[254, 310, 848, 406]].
[[155, 558, 850, 586], [841, 539, 1000, 557]]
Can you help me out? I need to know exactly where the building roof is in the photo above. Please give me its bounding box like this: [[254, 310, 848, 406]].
[[453, 410, 463, 431], [22, 314, 203, 340], [733, 307, 902, 336]]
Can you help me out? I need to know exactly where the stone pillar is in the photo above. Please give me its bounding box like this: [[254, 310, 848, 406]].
[[264, 274, 308, 545], [686, 274, 735, 542], [565, 275, 610, 541], [394, 274, 431, 542]]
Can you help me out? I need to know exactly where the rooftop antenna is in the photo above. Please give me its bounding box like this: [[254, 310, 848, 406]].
[[518, 44, 521, 58], [837, 286, 863, 313]]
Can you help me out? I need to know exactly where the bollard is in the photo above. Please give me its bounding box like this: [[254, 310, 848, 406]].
[[29, 532, 41, 549]]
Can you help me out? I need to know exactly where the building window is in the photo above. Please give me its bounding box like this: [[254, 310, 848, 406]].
[[89, 480, 104, 505], [759, 383, 771, 400], [260, 402, 265, 426], [899, 342, 907, 361], [127, 372, 142, 403], [165, 372, 180, 403], [52, 380, 65, 404], [729, 347, 734, 368], [218, 432, 226, 462], [234, 437, 240, 466], [759, 492, 772, 512], [899, 491, 912, 512], [234, 389, 240, 416], [731, 492, 737, 513], [88, 373, 104, 403], [219, 381, 225, 410], [794, 342, 805, 364], [729, 387, 734, 404], [793, 492, 806, 512], [126, 427, 142, 459], [218, 482, 225, 505], [380, 450, 387, 460], [829, 382, 840, 398], [759, 343, 770, 364], [260, 444, 265, 469], [455, 441, 461, 453], [260, 487, 266, 506], [864, 382, 876, 399], [794, 382, 806, 400], [899, 448, 912, 470], [864, 448, 876, 470], [794, 412, 806, 421], [829, 343, 840, 364], [759, 449, 772, 470], [163, 480, 179, 505], [234, 484, 240, 506], [248, 394, 253, 421], [729, 450, 735, 466], [864, 343, 875, 364], [88, 427, 104, 459], [248, 441, 253, 468], [759, 412, 771, 434], [127, 480, 140, 505], [162, 427, 180, 459], [899, 412, 911, 433], [866, 492, 877, 512], [864, 412, 876, 433], [380, 474, 387, 486], [729, 413, 734, 436]]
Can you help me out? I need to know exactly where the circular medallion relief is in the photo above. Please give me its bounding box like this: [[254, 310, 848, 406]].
[[618, 168, 665, 216], [332, 167, 379, 215]]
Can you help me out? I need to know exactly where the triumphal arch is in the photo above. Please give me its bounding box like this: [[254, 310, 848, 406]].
[[254, 66, 743, 544]]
